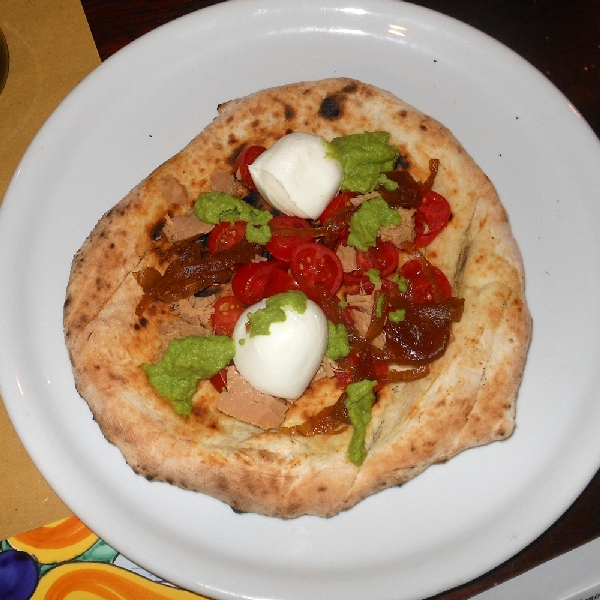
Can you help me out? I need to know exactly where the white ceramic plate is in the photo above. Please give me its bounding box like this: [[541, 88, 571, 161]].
[[1, 1, 599, 598]]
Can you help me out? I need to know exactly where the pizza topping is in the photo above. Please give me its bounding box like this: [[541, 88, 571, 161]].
[[328, 131, 399, 194], [413, 190, 451, 247], [347, 196, 401, 251], [232, 291, 328, 399], [156, 174, 188, 206], [233, 145, 266, 193], [142, 335, 236, 416], [345, 379, 377, 466], [209, 169, 237, 196], [289, 243, 344, 300], [134, 239, 260, 314], [193, 191, 273, 244], [325, 321, 351, 361], [248, 132, 344, 219], [163, 213, 214, 243], [216, 366, 288, 429]]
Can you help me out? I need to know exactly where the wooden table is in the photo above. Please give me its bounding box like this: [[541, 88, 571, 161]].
[[79, 1, 600, 598]]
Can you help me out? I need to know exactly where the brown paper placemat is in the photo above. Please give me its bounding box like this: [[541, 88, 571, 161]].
[[0, 0, 100, 539]]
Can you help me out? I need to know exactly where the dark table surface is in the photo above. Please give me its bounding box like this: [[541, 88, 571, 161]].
[[80, 1, 600, 598]]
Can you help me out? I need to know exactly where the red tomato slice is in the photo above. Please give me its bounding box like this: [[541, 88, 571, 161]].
[[355, 240, 400, 277], [209, 367, 228, 393], [413, 190, 451, 247], [290, 242, 344, 299], [263, 266, 298, 297], [400, 259, 452, 303], [207, 221, 246, 254], [233, 145, 266, 193], [212, 296, 246, 337], [265, 215, 312, 262], [319, 191, 357, 223], [231, 261, 292, 306]]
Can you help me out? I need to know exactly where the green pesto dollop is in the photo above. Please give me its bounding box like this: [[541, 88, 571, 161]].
[[329, 131, 399, 194], [347, 196, 401, 251], [375, 293, 385, 319], [142, 335, 235, 416], [388, 308, 406, 323], [325, 321, 351, 360], [346, 379, 378, 466], [247, 290, 307, 337], [366, 268, 381, 284], [388, 273, 408, 293], [193, 191, 273, 244]]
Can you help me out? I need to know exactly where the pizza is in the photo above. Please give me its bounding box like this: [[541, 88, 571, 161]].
[[63, 78, 532, 518]]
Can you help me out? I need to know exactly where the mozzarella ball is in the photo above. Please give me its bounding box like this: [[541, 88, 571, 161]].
[[248, 132, 343, 219], [232, 297, 328, 399]]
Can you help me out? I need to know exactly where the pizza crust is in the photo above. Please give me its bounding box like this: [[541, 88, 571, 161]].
[[64, 78, 532, 518]]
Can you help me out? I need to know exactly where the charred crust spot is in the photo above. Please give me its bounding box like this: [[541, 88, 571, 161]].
[[420, 124, 427, 131], [64, 297, 71, 308], [139, 317, 148, 327], [285, 128, 293, 135], [448, 212, 454, 222], [145, 475, 155, 481], [317, 486, 327, 493], [284, 104, 295, 119], [394, 154, 410, 170], [109, 242, 115, 249], [341, 83, 358, 94], [319, 95, 343, 119], [228, 133, 238, 145], [150, 220, 164, 241], [229, 143, 245, 166], [400, 110, 408, 117]]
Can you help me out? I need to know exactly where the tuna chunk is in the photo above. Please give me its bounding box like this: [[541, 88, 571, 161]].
[[217, 367, 289, 429], [163, 213, 214, 242]]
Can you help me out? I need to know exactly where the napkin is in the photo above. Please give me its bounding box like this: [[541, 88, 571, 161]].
[[0, 515, 210, 598], [0, 0, 100, 539]]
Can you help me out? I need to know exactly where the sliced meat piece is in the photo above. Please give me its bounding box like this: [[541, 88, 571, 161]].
[[163, 213, 214, 243], [210, 169, 238, 195], [336, 244, 357, 273], [379, 208, 415, 247], [157, 174, 189, 206], [217, 367, 289, 429]]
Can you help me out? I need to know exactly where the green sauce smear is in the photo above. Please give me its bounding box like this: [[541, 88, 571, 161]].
[[142, 335, 235, 416], [329, 131, 399, 194], [347, 196, 401, 252], [193, 191, 273, 244], [247, 290, 307, 337], [346, 379, 378, 466], [325, 321, 351, 360]]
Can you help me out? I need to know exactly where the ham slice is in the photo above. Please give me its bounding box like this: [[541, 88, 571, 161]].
[[217, 367, 288, 429]]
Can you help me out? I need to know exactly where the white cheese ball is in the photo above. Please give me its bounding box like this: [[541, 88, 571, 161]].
[[248, 132, 343, 219], [232, 297, 328, 400]]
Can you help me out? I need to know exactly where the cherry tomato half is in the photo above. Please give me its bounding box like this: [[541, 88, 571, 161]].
[[231, 261, 296, 306], [290, 242, 344, 299], [209, 367, 228, 393], [266, 215, 313, 262], [355, 240, 399, 277], [400, 259, 452, 303], [212, 295, 246, 337], [207, 221, 246, 254], [319, 191, 357, 223], [413, 190, 451, 247], [233, 145, 266, 193]]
